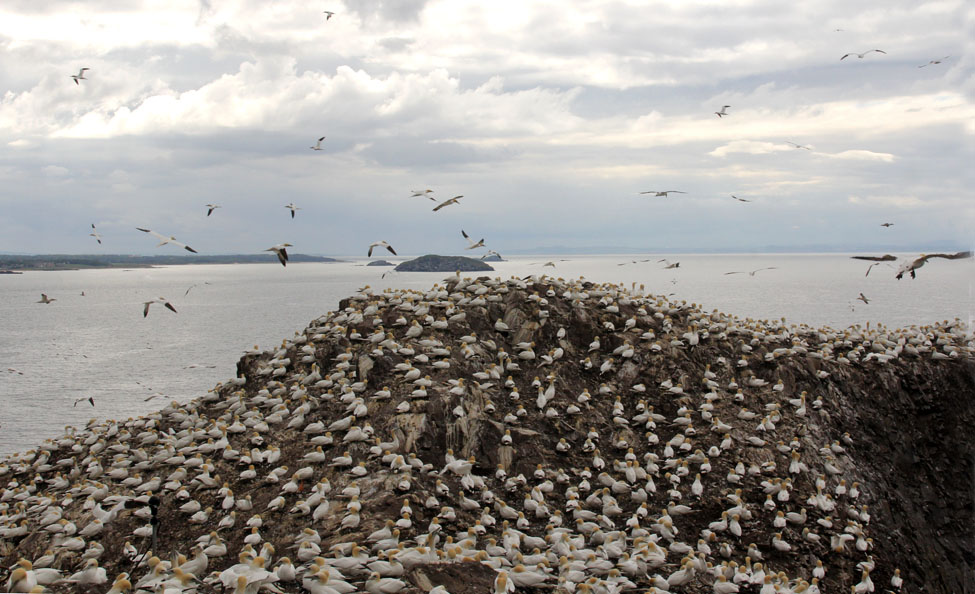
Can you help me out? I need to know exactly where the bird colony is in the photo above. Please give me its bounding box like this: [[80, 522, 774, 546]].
[[3, 274, 971, 594]]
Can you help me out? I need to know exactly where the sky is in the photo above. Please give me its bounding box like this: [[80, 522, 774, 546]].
[[1, 0, 973, 257]]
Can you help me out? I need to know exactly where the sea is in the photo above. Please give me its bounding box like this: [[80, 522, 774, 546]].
[[1, 254, 972, 457]]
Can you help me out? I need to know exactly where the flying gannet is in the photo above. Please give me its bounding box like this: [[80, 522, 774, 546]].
[[266, 243, 292, 266], [310, 137, 325, 151], [918, 56, 949, 68], [368, 240, 397, 257], [411, 190, 436, 201], [840, 49, 886, 60], [206, 204, 221, 217], [895, 251, 972, 280], [714, 105, 730, 117], [71, 68, 90, 84], [37, 293, 56, 304], [461, 230, 485, 250], [724, 267, 777, 276], [785, 141, 812, 150], [323, 10, 335, 20], [136, 228, 198, 253], [640, 190, 686, 197], [285, 203, 301, 218], [90, 223, 103, 244], [143, 298, 177, 317], [433, 195, 463, 212], [730, 195, 751, 202]]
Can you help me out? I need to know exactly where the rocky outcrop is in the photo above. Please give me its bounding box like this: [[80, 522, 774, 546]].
[[367, 260, 395, 267], [395, 254, 493, 272], [1, 275, 972, 594]]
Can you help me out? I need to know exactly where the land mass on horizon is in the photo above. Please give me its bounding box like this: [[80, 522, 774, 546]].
[[0, 253, 341, 270]]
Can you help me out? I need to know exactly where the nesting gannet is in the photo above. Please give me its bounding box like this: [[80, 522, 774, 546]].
[[71, 67, 90, 84], [37, 293, 56, 304], [895, 251, 972, 280], [432, 195, 463, 211], [265, 243, 292, 266], [640, 190, 686, 197], [284, 203, 301, 218], [724, 267, 777, 276], [462, 230, 485, 250], [310, 136, 325, 150], [136, 228, 198, 253], [730, 195, 751, 202], [89, 223, 103, 244], [918, 56, 949, 68], [143, 297, 177, 317], [840, 49, 886, 60], [714, 105, 730, 117], [206, 204, 221, 216], [785, 141, 812, 150]]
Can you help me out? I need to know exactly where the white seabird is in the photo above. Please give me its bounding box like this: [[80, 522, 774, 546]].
[[730, 195, 751, 202], [918, 56, 949, 68], [266, 243, 293, 267], [143, 297, 177, 317], [714, 105, 730, 117], [895, 251, 972, 280], [285, 203, 301, 218], [785, 141, 812, 150], [640, 190, 686, 197], [206, 204, 221, 216], [310, 136, 325, 150], [462, 230, 485, 250], [724, 267, 777, 276], [136, 228, 198, 253], [37, 293, 56, 304], [368, 241, 397, 257], [432, 195, 463, 212], [840, 49, 886, 60], [411, 190, 435, 200], [89, 223, 103, 244], [71, 68, 90, 84]]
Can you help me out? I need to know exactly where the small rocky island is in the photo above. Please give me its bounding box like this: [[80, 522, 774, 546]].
[[1, 276, 972, 593], [366, 260, 395, 267], [394, 254, 494, 272]]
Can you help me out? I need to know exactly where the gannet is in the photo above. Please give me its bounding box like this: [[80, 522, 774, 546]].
[[37, 293, 56, 304], [658, 259, 680, 269], [784, 141, 812, 150], [840, 49, 886, 60], [143, 297, 177, 317], [730, 195, 751, 202], [724, 267, 777, 276], [73, 396, 95, 407], [368, 241, 397, 257], [71, 67, 90, 84], [432, 195, 463, 211], [640, 190, 686, 197], [714, 105, 730, 117], [285, 203, 301, 218], [89, 223, 103, 244], [857, 293, 869, 304], [918, 56, 949, 68], [895, 251, 972, 279], [265, 243, 293, 267], [461, 230, 485, 249], [310, 136, 325, 150], [136, 228, 198, 253], [323, 10, 335, 19], [410, 189, 436, 200], [206, 204, 221, 216]]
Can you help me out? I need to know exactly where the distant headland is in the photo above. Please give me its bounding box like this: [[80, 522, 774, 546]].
[[0, 254, 341, 271]]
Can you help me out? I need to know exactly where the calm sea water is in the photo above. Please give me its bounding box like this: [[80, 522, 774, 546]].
[[1, 254, 972, 456]]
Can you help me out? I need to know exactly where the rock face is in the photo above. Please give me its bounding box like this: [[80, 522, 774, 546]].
[[1, 275, 973, 594], [395, 254, 494, 272]]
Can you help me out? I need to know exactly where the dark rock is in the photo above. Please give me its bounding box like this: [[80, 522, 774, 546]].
[[367, 260, 395, 267], [395, 254, 493, 272]]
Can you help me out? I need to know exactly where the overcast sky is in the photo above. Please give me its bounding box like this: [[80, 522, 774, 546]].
[[1, 0, 972, 256]]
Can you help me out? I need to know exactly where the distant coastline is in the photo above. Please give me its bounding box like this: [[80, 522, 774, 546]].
[[0, 254, 342, 271]]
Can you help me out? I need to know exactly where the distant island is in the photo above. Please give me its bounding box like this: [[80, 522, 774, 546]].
[[395, 254, 494, 272], [366, 260, 395, 267], [0, 254, 341, 271]]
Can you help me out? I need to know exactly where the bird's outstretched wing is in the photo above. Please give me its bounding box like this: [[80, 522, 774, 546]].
[[850, 254, 897, 262], [925, 251, 973, 261]]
